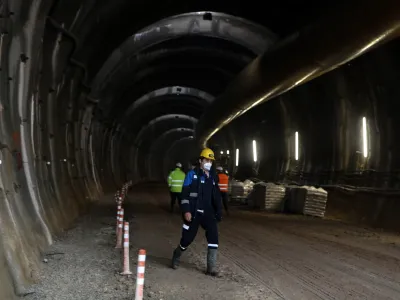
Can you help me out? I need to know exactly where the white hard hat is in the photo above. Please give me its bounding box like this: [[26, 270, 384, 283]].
[[216, 166, 223, 171], [176, 162, 182, 168]]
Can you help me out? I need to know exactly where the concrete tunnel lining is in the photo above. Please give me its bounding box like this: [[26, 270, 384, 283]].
[[3, 0, 400, 298], [97, 46, 252, 121], [195, 0, 400, 146], [90, 11, 278, 97]]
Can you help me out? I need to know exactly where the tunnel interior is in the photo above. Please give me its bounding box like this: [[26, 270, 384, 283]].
[[2, 0, 400, 298]]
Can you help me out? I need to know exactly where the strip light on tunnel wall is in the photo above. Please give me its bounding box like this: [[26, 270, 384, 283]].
[[236, 149, 239, 166], [295, 131, 299, 161], [227, 150, 230, 155], [362, 117, 368, 158], [253, 140, 257, 162]]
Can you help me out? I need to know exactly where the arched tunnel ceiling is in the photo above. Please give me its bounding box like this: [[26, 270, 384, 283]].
[[79, 10, 277, 145], [90, 11, 277, 96], [120, 95, 205, 138], [65, 0, 337, 81], [49, 0, 346, 156], [149, 128, 195, 153], [134, 114, 197, 150], [121, 86, 213, 124], [96, 39, 257, 122]]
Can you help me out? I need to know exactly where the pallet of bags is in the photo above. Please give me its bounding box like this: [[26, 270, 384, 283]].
[[284, 185, 307, 214], [264, 182, 286, 212], [247, 182, 266, 209], [303, 186, 328, 218]]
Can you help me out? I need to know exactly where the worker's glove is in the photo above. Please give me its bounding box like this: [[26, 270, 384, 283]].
[[215, 214, 222, 223]]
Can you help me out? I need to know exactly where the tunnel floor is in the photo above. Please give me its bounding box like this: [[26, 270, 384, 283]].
[[26, 184, 400, 300]]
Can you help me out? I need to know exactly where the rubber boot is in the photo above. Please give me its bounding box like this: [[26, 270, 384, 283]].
[[171, 247, 182, 269], [206, 248, 219, 277]]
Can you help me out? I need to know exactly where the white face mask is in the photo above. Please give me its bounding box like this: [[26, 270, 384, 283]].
[[203, 162, 212, 171]]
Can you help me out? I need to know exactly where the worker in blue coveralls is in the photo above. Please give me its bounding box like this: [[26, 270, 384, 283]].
[[171, 147, 222, 276]]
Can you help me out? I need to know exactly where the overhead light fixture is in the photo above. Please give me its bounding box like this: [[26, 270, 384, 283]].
[[226, 150, 230, 155], [362, 117, 368, 158], [220, 151, 223, 154], [252, 140, 257, 162], [295, 131, 299, 161], [235, 149, 239, 166]]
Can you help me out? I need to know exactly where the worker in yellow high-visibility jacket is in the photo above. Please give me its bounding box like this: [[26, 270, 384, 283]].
[[168, 162, 186, 213]]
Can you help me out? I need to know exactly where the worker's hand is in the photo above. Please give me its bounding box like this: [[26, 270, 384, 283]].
[[215, 214, 222, 222], [184, 212, 192, 222]]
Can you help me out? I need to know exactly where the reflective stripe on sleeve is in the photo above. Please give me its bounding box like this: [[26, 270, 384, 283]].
[[189, 192, 198, 197], [181, 199, 190, 204]]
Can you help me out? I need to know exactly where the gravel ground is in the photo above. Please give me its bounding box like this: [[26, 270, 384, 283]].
[[26, 183, 400, 300]]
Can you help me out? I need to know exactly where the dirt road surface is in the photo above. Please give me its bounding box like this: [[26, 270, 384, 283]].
[[26, 184, 400, 300]]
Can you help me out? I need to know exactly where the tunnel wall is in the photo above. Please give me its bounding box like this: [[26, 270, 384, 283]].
[[0, 1, 102, 298], [227, 38, 400, 189], [215, 38, 400, 231], [325, 187, 400, 232]]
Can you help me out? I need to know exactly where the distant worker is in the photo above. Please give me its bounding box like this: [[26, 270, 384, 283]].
[[171, 148, 222, 276], [216, 166, 230, 216], [168, 162, 186, 213]]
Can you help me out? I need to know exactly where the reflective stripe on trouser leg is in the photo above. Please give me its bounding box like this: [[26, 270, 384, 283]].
[[179, 218, 200, 250], [204, 217, 219, 249]]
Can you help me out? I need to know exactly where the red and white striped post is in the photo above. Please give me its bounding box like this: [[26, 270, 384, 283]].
[[122, 185, 127, 200], [115, 208, 124, 248], [116, 204, 122, 235], [115, 190, 120, 203], [120, 222, 132, 275], [135, 249, 146, 300]]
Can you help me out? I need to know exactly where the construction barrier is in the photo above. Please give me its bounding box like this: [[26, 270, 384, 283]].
[[121, 222, 132, 275], [116, 204, 122, 235], [115, 208, 124, 249], [135, 249, 146, 300]]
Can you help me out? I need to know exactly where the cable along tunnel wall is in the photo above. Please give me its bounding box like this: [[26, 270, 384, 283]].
[[0, 1, 102, 297]]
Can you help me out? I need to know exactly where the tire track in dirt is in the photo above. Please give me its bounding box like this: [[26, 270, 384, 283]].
[[258, 220, 400, 298], [220, 215, 400, 300], [240, 221, 392, 299], [220, 225, 341, 300]]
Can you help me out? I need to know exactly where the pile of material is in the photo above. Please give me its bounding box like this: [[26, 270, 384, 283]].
[[303, 186, 328, 218], [265, 183, 286, 211], [230, 180, 245, 197], [247, 182, 286, 211], [285, 185, 328, 218], [243, 180, 255, 197]]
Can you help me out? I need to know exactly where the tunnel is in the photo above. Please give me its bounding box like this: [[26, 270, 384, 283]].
[[2, 0, 400, 299]]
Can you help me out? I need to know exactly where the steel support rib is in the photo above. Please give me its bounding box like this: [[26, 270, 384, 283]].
[[195, 0, 400, 147]]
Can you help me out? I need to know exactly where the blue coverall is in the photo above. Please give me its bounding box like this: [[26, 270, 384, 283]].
[[178, 167, 222, 252]]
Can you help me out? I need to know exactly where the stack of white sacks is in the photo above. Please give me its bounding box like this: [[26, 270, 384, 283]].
[[302, 186, 328, 218]]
